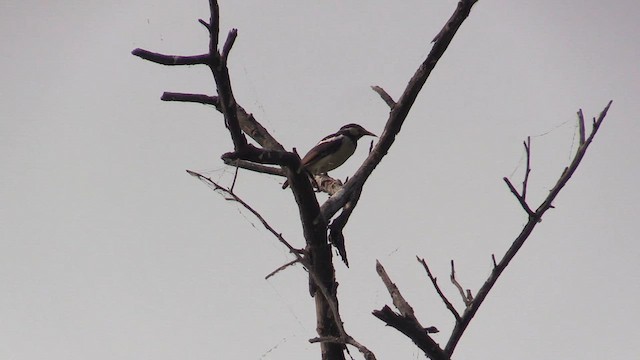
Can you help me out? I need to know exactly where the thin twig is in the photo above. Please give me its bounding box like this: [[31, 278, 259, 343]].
[[208, 0, 220, 56], [449, 260, 472, 307], [222, 158, 285, 177], [522, 137, 531, 200], [186, 170, 300, 255], [265, 259, 301, 280], [577, 109, 586, 145], [503, 177, 536, 217], [417, 257, 461, 322], [230, 163, 239, 192], [198, 18, 210, 30]]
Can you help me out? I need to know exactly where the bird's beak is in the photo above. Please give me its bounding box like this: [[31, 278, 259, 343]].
[[363, 129, 377, 137]]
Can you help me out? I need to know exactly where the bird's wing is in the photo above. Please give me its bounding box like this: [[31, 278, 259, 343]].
[[301, 135, 344, 167]]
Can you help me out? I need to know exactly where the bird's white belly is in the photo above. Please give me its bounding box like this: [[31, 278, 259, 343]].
[[309, 141, 356, 174]]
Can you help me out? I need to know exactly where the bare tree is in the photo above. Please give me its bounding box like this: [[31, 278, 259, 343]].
[[132, 1, 612, 359]]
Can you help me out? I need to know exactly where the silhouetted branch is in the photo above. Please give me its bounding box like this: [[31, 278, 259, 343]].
[[373, 261, 448, 360], [503, 137, 535, 216], [503, 177, 536, 217], [131, 49, 209, 65], [443, 101, 613, 356], [222, 158, 284, 177], [161, 92, 217, 105], [221, 28, 237, 61], [432, 0, 478, 43], [418, 257, 461, 322], [522, 137, 531, 200], [265, 259, 301, 280], [321, 0, 480, 222]]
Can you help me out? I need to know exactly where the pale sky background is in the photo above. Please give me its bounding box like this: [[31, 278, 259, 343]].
[[1, 1, 639, 359]]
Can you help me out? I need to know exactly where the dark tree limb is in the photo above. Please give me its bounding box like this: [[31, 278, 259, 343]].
[[442, 101, 613, 356], [503, 177, 536, 217], [321, 0, 480, 222], [221, 28, 237, 61], [161, 92, 285, 151], [522, 137, 532, 200], [222, 158, 284, 177], [503, 136, 536, 217], [373, 261, 449, 360], [161, 92, 217, 105], [130, 49, 209, 65], [417, 257, 461, 322]]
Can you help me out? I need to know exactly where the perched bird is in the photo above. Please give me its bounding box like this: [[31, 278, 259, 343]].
[[282, 123, 376, 189]]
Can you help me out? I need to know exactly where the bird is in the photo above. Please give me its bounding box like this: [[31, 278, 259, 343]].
[[282, 123, 376, 189]]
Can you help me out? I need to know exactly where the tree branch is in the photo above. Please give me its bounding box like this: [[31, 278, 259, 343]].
[[417, 257, 461, 322], [371, 86, 396, 108], [265, 259, 301, 280], [443, 101, 613, 355], [161, 92, 217, 105], [321, 0, 479, 222], [522, 137, 531, 200], [186, 170, 300, 255], [373, 261, 448, 360], [131, 49, 209, 65], [449, 260, 472, 306], [186, 170, 351, 348], [222, 158, 284, 177], [503, 177, 536, 217]]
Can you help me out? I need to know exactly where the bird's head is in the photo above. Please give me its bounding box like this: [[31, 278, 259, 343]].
[[339, 123, 377, 139]]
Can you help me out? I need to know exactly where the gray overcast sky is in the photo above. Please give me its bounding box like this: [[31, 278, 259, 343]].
[[1, 1, 639, 359]]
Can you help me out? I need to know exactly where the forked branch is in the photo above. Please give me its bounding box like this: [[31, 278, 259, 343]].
[[385, 102, 612, 358], [418, 257, 461, 322], [373, 261, 449, 360], [442, 101, 613, 355]]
